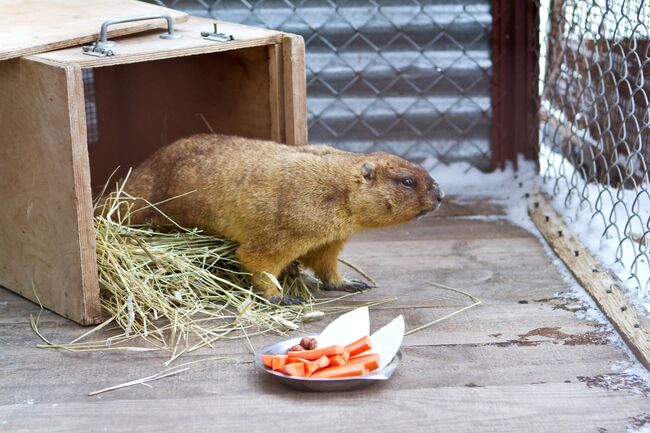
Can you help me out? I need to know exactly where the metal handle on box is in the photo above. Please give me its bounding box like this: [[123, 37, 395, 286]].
[[83, 14, 182, 57]]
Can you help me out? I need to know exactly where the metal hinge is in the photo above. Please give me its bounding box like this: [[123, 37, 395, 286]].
[[82, 44, 114, 57], [201, 23, 234, 42]]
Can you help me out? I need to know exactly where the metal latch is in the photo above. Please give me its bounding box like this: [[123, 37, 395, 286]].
[[201, 23, 234, 42], [83, 14, 182, 57]]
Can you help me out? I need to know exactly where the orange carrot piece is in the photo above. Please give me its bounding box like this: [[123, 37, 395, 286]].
[[328, 354, 346, 366], [287, 355, 331, 376], [283, 362, 307, 377], [341, 350, 350, 362], [271, 355, 288, 371], [313, 355, 331, 370], [312, 363, 368, 379], [287, 345, 344, 361], [347, 353, 380, 371], [289, 358, 316, 374], [261, 354, 274, 368], [344, 336, 372, 357], [304, 362, 319, 375]]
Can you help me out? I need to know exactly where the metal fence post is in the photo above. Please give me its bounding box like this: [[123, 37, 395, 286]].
[[491, 0, 540, 170]]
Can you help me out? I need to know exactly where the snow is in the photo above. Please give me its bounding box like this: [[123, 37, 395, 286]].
[[538, 145, 650, 313], [629, 424, 650, 433]]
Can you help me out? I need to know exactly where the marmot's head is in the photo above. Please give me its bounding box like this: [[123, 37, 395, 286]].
[[351, 153, 443, 229]]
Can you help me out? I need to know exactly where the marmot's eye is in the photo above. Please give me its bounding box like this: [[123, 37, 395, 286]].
[[401, 177, 416, 188]]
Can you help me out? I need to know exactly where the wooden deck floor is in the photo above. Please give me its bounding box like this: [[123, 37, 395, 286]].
[[1, 196, 648, 432]]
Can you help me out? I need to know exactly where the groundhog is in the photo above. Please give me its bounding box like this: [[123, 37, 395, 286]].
[[122, 134, 443, 304]]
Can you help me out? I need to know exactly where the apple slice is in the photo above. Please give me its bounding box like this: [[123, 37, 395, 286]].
[[318, 306, 369, 348], [368, 315, 404, 369]]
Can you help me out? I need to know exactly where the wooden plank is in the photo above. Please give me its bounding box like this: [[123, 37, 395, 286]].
[[0, 59, 100, 325], [29, 17, 283, 68], [529, 191, 650, 369], [281, 34, 308, 145], [0, 383, 646, 433], [0, 0, 188, 61], [268, 43, 283, 142], [432, 195, 506, 217], [66, 64, 101, 326], [352, 213, 530, 242], [0, 343, 633, 405], [0, 300, 605, 355]]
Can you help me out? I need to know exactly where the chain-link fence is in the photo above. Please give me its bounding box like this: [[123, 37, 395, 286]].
[[149, 0, 494, 169], [538, 0, 650, 298]]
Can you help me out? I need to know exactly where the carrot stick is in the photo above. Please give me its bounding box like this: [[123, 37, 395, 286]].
[[328, 354, 346, 366], [287, 358, 318, 375], [271, 355, 287, 371], [304, 362, 319, 375], [288, 355, 331, 376], [283, 362, 307, 377], [347, 353, 380, 371], [312, 363, 368, 379], [313, 355, 331, 370], [287, 345, 344, 361], [344, 336, 372, 357], [341, 350, 350, 362], [261, 354, 274, 368]]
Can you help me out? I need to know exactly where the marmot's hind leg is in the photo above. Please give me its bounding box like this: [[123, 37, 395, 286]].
[[299, 240, 345, 286], [299, 240, 373, 293], [236, 244, 303, 305]]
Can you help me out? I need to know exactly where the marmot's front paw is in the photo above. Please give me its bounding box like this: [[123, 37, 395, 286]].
[[322, 279, 374, 293], [267, 295, 305, 306]]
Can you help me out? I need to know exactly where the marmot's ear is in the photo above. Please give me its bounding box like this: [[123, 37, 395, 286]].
[[361, 162, 375, 182]]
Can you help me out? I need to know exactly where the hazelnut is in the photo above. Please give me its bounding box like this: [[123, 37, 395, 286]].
[[288, 344, 305, 352], [301, 337, 318, 350]]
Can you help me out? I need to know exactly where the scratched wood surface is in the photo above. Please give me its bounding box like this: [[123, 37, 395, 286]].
[[0, 196, 648, 433]]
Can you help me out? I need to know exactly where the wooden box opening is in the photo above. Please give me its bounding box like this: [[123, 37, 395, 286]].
[[85, 47, 273, 190]]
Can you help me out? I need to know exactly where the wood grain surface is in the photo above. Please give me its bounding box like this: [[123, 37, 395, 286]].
[[0, 59, 100, 325], [0, 0, 188, 61], [0, 196, 648, 433]]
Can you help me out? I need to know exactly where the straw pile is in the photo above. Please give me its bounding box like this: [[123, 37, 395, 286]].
[[35, 174, 390, 361]]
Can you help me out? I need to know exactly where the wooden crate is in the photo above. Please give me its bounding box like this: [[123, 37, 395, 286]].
[[0, 16, 307, 325]]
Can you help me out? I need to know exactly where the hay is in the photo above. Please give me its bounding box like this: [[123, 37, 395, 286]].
[[33, 172, 393, 361]]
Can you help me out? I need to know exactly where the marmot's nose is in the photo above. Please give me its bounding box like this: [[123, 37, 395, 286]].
[[435, 188, 444, 203], [429, 182, 444, 204]]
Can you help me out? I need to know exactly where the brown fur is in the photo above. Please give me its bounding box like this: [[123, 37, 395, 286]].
[[124, 134, 443, 298]]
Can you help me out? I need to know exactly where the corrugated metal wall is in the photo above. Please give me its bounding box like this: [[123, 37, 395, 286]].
[[151, 0, 493, 169]]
